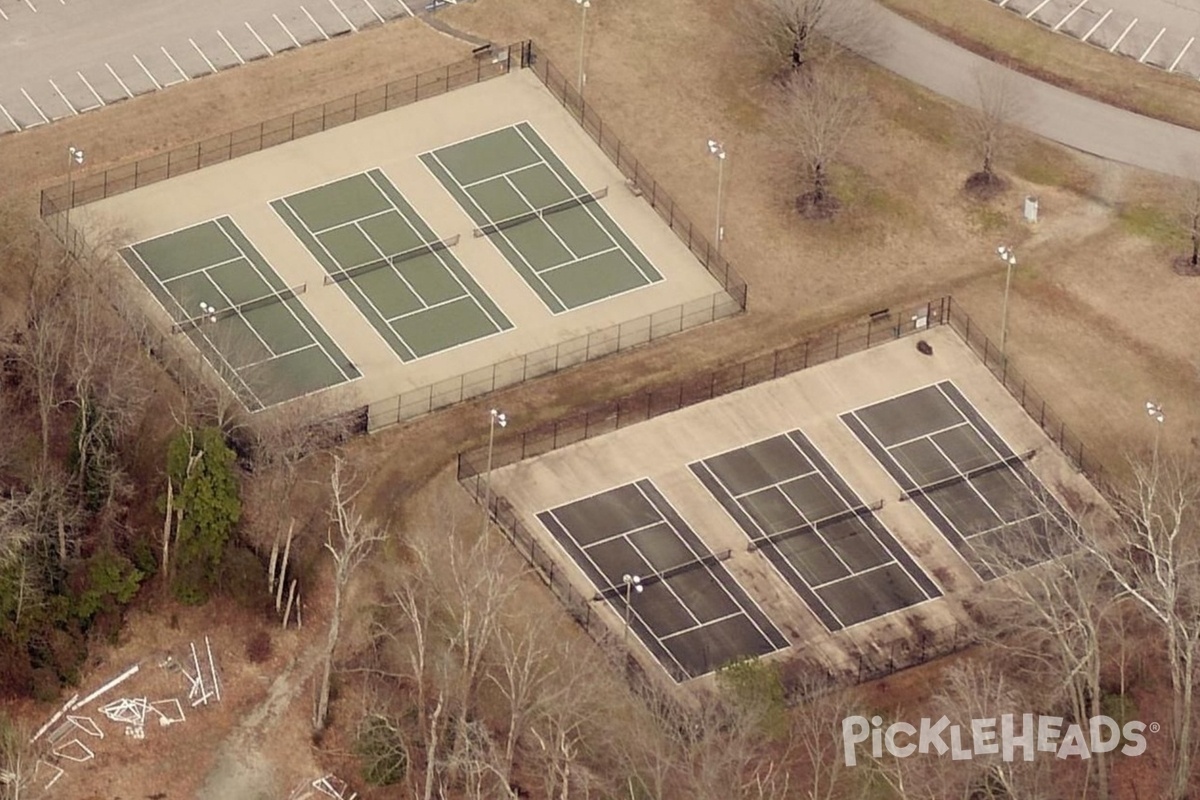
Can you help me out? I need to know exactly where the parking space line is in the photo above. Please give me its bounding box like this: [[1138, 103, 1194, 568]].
[[362, 0, 385, 23], [20, 89, 49, 123], [245, 22, 273, 56], [132, 54, 162, 89], [105, 63, 134, 98], [396, 0, 412, 14], [161, 46, 190, 81], [0, 7, 8, 21], [77, 71, 105, 106], [1140, 27, 1166, 62], [217, 30, 246, 64], [1082, 9, 1112, 42], [1111, 18, 1138, 52], [22, 0, 36, 12], [274, 14, 302, 48], [1025, 0, 1052, 20], [48, 79, 78, 114], [189, 38, 218, 73], [998, 0, 1012, 6], [301, 6, 330, 39], [328, 0, 357, 32], [0, 103, 19, 131], [1170, 37, 1195, 72], [1053, 0, 1088, 32]]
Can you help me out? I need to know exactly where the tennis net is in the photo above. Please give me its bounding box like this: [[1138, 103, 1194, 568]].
[[473, 187, 608, 238], [323, 235, 461, 286], [171, 284, 307, 334], [592, 548, 731, 601]]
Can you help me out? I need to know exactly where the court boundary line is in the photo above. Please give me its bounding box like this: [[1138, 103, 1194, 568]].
[[691, 429, 940, 630], [840, 380, 1061, 580], [540, 476, 784, 678]]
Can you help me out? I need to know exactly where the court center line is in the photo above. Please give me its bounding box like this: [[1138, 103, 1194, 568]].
[[0, 103, 19, 131], [131, 54, 162, 89], [347, 218, 432, 338], [428, 149, 571, 311], [245, 22, 273, 56], [501, 173, 582, 260], [328, 0, 357, 32], [203, 264, 277, 359], [48, 79, 78, 114], [76, 71, 105, 107], [20, 89, 49, 123], [301, 5, 330, 39], [105, 63, 134, 98], [216, 30, 245, 65], [190, 38, 218, 73], [161, 46, 189, 81], [273, 14, 302, 48]]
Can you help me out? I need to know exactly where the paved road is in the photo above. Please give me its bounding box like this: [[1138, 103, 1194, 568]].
[[0, 0, 421, 134], [865, 5, 1200, 179]]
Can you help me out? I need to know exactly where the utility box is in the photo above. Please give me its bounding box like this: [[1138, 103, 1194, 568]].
[[1024, 195, 1039, 223]]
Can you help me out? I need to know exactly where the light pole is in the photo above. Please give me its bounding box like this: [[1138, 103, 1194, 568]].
[[997, 245, 1017, 358], [480, 408, 508, 538], [621, 573, 642, 641], [574, 0, 591, 97], [64, 146, 85, 245], [707, 139, 726, 254], [1146, 400, 1165, 465]]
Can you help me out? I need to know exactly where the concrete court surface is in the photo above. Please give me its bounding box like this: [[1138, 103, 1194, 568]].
[[73, 68, 725, 420], [990, 0, 1200, 77], [487, 325, 1109, 683], [0, 0, 423, 134]]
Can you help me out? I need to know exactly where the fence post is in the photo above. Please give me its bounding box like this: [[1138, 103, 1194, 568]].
[[835, 330, 841, 358]]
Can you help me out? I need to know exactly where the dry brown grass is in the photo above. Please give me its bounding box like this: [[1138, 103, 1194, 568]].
[[879, 0, 1200, 132]]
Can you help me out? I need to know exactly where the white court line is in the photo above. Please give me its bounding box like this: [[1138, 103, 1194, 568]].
[[1025, 0, 1052, 20], [48, 79, 78, 114], [1170, 37, 1195, 72], [77, 71, 104, 107], [216, 30, 245, 64], [20, 89, 49, 123], [361, 0, 385, 23], [189, 39, 217, 73], [105, 63, 134, 97], [1053, 0, 1087, 32], [245, 22, 273, 56], [132, 54, 162, 89], [1110, 18, 1138, 52], [1140, 27, 1167, 63], [1082, 8, 1112, 42], [301, 6, 329, 39], [0, 103, 19, 131], [328, 0, 357, 32], [273, 14, 301, 48], [162, 46, 189, 81]]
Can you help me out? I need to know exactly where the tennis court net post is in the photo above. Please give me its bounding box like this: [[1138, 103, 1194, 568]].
[[592, 548, 732, 601], [170, 283, 307, 334], [322, 235, 462, 286], [473, 187, 609, 238]]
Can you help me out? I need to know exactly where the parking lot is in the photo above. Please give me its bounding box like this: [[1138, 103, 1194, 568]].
[[0, 0, 474, 134]]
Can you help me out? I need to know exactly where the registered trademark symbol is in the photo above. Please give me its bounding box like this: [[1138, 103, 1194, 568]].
[[1149, 722, 1161, 734]]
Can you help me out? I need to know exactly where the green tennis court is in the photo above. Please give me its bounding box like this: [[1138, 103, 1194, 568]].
[[421, 122, 663, 314], [272, 169, 513, 362], [119, 218, 361, 411]]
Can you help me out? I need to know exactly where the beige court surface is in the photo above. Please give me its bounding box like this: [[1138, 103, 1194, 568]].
[[73, 67, 726, 418], [487, 325, 1109, 684]]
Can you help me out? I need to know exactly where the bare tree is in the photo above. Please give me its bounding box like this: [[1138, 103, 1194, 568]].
[[313, 455, 387, 734], [964, 66, 1024, 196], [742, 0, 885, 75], [1073, 456, 1200, 800], [0, 712, 32, 800], [774, 63, 870, 218], [1172, 178, 1200, 275]]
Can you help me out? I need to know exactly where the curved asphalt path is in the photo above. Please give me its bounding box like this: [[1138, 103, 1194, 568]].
[[864, 5, 1200, 179]]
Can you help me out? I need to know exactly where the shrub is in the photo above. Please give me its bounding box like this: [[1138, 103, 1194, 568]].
[[355, 714, 408, 786], [245, 630, 272, 664]]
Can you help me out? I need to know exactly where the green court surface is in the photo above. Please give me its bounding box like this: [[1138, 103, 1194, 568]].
[[420, 122, 662, 314], [119, 218, 361, 411], [272, 169, 513, 362]]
